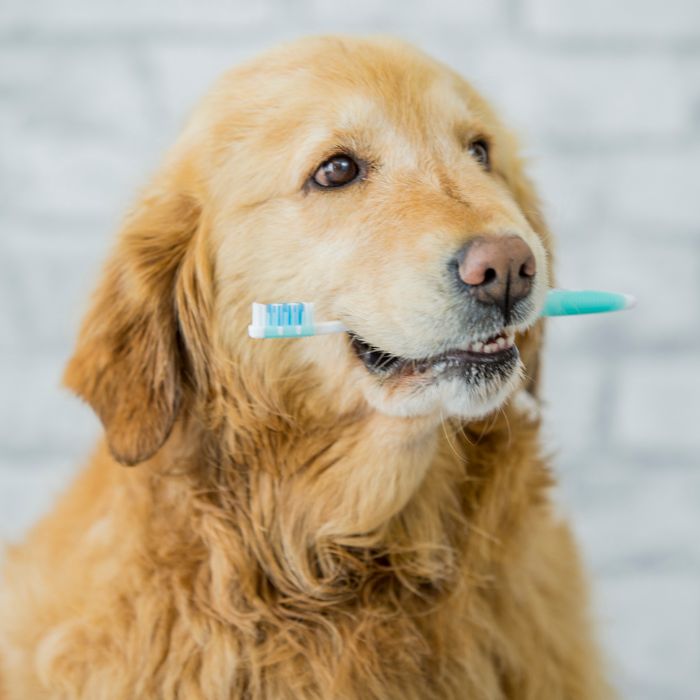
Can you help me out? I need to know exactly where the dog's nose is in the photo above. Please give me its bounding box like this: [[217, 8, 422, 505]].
[[456, 234, 536, 318]]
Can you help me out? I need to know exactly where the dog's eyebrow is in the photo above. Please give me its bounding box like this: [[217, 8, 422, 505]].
[[452, 119, 491, 144], [301, 130, 378, 171]]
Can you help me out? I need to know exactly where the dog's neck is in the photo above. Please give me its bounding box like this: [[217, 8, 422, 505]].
[[143, 379, 544, 614]]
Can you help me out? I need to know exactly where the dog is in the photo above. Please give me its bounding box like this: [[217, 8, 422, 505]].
[[0, 36, 612, 699]]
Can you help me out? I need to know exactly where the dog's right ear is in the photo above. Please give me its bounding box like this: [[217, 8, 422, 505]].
[[64, 172, 204, 466]]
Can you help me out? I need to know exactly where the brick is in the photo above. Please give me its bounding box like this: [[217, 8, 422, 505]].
[[0, 222, 109, 350], [0, 46, 163, 219], [681, 56, 700, 122], [559, 458, 700, 574], [528, 154, 610, 235], [531, 147, 700, 238], [541, 354, 604, 458], [0, 353, 100, 457], [522, 0, 700, 41], [0, 119, 149, 219], [0, 458, 81, 542], [0, 0, 277, 33], [0, 46, 154, 139], [559, 459, 700, 700], [607, 147, 700, 232], [0, 251, 20, 354], [595, 573, 700, 698], [614, 356, 700, 452], [462, 43, 691, 143], [305, 0, 506, 29]]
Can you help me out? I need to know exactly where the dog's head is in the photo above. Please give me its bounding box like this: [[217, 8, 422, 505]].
[[65, 36, 552, 466]]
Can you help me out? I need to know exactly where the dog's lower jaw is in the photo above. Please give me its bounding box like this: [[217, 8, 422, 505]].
[[356, 357, 525, 423]]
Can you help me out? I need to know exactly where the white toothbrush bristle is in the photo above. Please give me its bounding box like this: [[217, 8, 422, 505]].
[[252, 303, 266, 327], [251, 301, 316, 330], [302, 302, 315, 326], [249, 301, 345, 338]]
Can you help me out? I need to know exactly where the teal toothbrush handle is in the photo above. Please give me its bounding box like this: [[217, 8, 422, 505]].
[[542, 289, 636, 317]]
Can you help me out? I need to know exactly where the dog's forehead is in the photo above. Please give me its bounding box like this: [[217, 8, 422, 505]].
[[195, 40, 498, 192], [334, 75, 475, 127], [296, 65, 481, 148], [250, 38, 479, 128], [315, 44, 476, 119]]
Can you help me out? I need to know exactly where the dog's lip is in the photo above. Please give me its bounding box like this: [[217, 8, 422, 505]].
[[348, 329, 518, 377]]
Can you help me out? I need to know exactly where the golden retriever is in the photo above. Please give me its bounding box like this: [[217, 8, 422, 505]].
[[0, 36, 612, 699]]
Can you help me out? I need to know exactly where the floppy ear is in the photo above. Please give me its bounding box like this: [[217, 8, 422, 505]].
[[64, 176, 203, 466]]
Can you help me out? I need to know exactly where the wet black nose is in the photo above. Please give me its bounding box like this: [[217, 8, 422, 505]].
[[456, 234, 536, 320]]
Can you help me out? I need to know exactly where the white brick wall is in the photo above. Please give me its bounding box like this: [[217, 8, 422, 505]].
[[457, 44, 693, 140], [1, 2, 698, 697], [615, 358, 700, 451], [522, 0, 700, 41], [0, 0, 280, 32]]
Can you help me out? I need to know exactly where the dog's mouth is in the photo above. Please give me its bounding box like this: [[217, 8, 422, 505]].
[[349, 329, 519, 382]]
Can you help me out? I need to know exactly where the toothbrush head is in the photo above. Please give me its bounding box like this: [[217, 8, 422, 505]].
[[248, 302, 316, 338], [248, 302, 347, 338]]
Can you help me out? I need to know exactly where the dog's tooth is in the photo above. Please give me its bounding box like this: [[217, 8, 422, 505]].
[[472, 341, 483, 352], [483, 344, 494, 354], [496, 337, 506, 349]]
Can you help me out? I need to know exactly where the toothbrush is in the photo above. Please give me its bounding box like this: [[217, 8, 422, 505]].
[[541, 289, 636, 317], [248, 290, 636, 339], [248, 302, 345, 338]]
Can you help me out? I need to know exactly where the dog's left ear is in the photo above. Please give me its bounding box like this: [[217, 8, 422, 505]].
[[64, 172, 205, 466]]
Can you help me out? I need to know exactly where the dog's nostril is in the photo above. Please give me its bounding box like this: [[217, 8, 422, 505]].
[[455, 234, 536, 318], [519, 254, 536, 279], [483, 268, 497, 285]]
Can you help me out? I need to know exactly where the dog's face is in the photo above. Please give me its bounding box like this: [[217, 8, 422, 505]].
[[65, 36, 552, 465], [210, 37, 550, 421]]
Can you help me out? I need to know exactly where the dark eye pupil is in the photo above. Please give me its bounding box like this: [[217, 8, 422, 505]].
[[469, 140, 490, 169], [326, 158, 351, 177], [313, 155, 360, 187]]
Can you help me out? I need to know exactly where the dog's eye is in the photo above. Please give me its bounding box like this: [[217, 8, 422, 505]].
[[312, 155, 360, 188], [468, 139, 490, 170]]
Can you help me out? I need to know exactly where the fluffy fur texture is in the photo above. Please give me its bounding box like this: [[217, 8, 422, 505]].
[[0, 37, 612, 699]]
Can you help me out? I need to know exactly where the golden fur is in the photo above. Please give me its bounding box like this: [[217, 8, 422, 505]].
[[0, 37, 612, 699]]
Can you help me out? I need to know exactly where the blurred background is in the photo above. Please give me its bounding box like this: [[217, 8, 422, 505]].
[[1, 1, 698, 697]]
